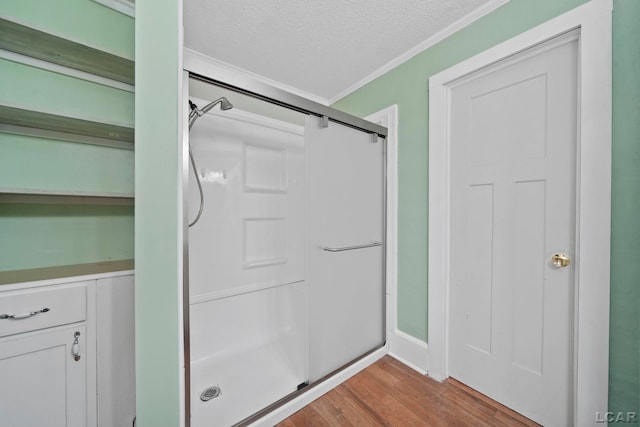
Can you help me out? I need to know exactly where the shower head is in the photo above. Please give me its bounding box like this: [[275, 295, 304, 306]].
[[219, 97, 233, 111], [188, 97, 234, 130], [199, 96, 234, 115]]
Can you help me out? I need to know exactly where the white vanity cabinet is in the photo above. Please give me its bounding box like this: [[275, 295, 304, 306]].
[[96, 276, 136, 427], [0, 282, 92, 427], [0, 325, 88, 427], [0, 272, 135, 427]]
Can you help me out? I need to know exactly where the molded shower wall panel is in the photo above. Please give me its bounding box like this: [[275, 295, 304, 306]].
[[189, 282, 308, 427], [186, 101, 307, 425], [0, 2, 134, 277], [187, 106, 305, 300]]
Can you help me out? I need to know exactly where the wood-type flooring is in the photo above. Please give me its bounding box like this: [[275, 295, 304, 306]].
[[277, 356, 540, 427]]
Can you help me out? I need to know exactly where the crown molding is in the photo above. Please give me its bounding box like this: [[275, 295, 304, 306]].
[[183, 48, 330, 106], [328, 0, 511, 104]]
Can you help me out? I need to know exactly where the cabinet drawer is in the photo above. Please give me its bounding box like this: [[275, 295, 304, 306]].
[[0, 282, 87, 337]]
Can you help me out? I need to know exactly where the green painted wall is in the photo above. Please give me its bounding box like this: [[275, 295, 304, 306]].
[[0, 204, 133, 271], [333, 0, 639, 418], [0, 2, 135, 273], [0, 134, 134, 195], [609, 0, 640, 417], [134, 0, 183, 425], [0, 59, 134, 124]]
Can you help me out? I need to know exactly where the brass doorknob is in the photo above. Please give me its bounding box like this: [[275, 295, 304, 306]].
[[551, 253, 571, 268]]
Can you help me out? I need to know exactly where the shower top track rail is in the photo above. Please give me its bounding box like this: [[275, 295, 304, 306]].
[[187, 71, 387, 139]]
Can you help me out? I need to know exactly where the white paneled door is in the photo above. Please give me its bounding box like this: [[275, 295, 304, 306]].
[[449, 33, 578, 426], [306, 115, 385, 382]]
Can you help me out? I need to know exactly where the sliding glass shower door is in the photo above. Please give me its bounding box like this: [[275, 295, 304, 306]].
[[305, 115, 385, 381]]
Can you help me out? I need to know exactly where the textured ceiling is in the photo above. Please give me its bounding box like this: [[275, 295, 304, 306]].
[[184, 0, 493, 102]]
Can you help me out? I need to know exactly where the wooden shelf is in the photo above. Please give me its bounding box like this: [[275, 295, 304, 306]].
[[0, 104, 134, 144], [0, 18, 135, 287], [0, 259, 134, 285], [0, 189, 134, 205], [0, 123, 134, 150], [0, 17, 134, 85]]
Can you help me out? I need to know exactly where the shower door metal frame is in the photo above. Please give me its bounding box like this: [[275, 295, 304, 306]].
[[180, 71, 192, 427], [181, 68, 388, 427]]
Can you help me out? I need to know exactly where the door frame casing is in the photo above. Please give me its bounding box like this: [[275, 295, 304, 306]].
[[427, 0, 612, 425], [365, 106, 430, 373]]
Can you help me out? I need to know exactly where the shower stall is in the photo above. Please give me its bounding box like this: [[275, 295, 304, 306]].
[[183, 74, 387, 426]]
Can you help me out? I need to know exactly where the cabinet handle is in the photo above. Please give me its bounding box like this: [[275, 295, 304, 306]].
[[72, 331, 81, 361], [0, 307, 50, 320]]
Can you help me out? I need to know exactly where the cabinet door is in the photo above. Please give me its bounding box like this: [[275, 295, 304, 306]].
[[0, 325, 87, 427]]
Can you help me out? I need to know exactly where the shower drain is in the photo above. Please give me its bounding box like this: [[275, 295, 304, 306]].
[[200, 385, 222, 402]]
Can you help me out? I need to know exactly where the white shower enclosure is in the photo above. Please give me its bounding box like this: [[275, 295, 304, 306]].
[[185, 77, 386, 426]]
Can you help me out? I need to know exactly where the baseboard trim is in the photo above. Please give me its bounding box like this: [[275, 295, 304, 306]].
[[389, 330, 429, 375]]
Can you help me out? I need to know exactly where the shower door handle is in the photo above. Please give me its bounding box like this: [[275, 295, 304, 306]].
[[322, 241, 382, 252]]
